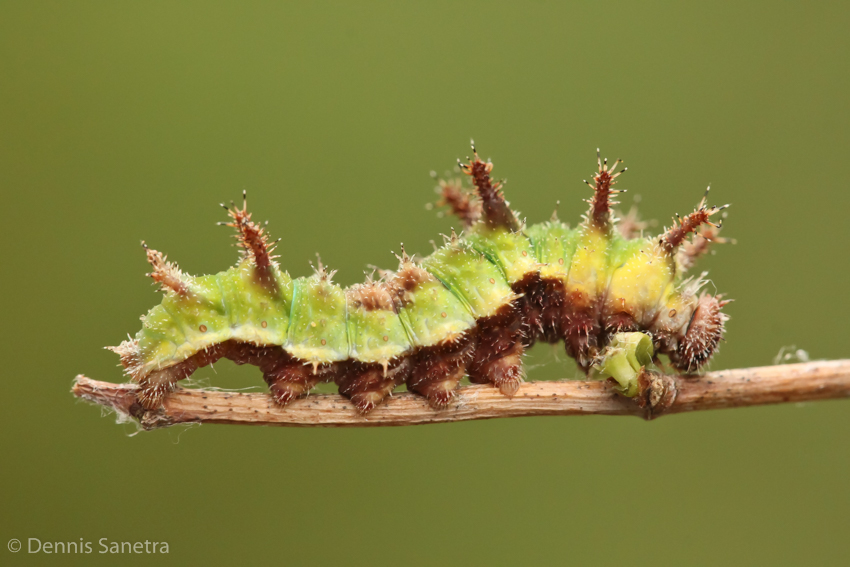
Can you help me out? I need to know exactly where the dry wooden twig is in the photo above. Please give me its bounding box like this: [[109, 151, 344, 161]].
[[72, 360, 850, 430]]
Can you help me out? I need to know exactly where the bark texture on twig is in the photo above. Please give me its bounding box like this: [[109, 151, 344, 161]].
[[72, 360, 850, 430]]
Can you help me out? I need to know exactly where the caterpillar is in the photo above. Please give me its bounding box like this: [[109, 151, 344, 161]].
[[110, 145, 731, 413]]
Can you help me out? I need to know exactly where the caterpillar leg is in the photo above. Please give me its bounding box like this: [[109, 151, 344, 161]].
[[336, 358, 413, 413], [228, 344, 320, 407], [467, 306, 524, 396], [563, 301, 602, 369], [134, 343, 229, 410], [228, 342, 338, 406], [515, 275, 565, 347], [406, 337, 474, 408], [136, 368, 181, 410], [262, 356, 337, 406]]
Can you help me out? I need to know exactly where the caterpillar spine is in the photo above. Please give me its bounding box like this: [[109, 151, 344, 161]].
[[110, 144, 730, 413]]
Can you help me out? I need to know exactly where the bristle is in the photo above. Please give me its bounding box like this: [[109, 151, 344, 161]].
[[141, 241, 188, 295], [107, 338, 143, 380], [461, 146, 519, 230]]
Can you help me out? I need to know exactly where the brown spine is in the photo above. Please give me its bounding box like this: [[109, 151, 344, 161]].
[[661, 190, 728, 255], [459, 145, 519, 231], [436, 178, 482, 229], [142, 242, 188, 295], [584, 149, 627, 231], [678, 224, 733, 271], [221, 190, 277, 278]]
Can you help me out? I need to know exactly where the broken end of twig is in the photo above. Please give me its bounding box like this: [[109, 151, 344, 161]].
[[72, 375, 173, 430], [73, 374, 136, 415]]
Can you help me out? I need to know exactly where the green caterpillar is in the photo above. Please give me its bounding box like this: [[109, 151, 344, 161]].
[[110, 145, 730, 412]]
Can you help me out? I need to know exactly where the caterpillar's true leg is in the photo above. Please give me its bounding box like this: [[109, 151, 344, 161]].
[[406, 337, 474, 408], [336, 358, 413, 413], [467, 305, 525, 396]]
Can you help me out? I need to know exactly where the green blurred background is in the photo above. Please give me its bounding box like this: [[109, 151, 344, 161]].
[[2, 1, 849, 565]]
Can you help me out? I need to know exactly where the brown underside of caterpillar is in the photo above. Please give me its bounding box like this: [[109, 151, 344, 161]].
[[132, 289, 726, 413], [514, 273, 568, 346]]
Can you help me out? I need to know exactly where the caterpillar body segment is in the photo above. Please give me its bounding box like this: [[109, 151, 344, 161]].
[[111, 146, 730, 412], [345, 282, 409, 363]]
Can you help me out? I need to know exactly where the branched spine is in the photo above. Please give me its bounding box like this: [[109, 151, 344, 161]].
[[436, 177, 482, 229], [584, 148, 627, 230], [459, 143, 519, 231], [660, 188, 729, 255], [141, 242, 188, 295], [220, 190, 277, 273]]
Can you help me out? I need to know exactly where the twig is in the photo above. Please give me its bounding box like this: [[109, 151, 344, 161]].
[[72, 360, 850, 430]]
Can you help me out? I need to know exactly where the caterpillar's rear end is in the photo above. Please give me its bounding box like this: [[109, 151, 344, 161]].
[[110, 145, 730, 413]]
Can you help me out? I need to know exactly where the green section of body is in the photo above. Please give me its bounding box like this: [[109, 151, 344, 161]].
[[395, 272, 476, 348], [131, 220, 696, 373], [527, 221, 579, 281], [346, 300, 411, 363], [285, 274, 348, 363], [604, 238, 676, 326], [218, 262, 294, 345], [465, 225, 538, 284], [135, 263, 293, 375], [527, 222, 687, 326], [564, 225, 612, 304], [421, 242, 516, 319]]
